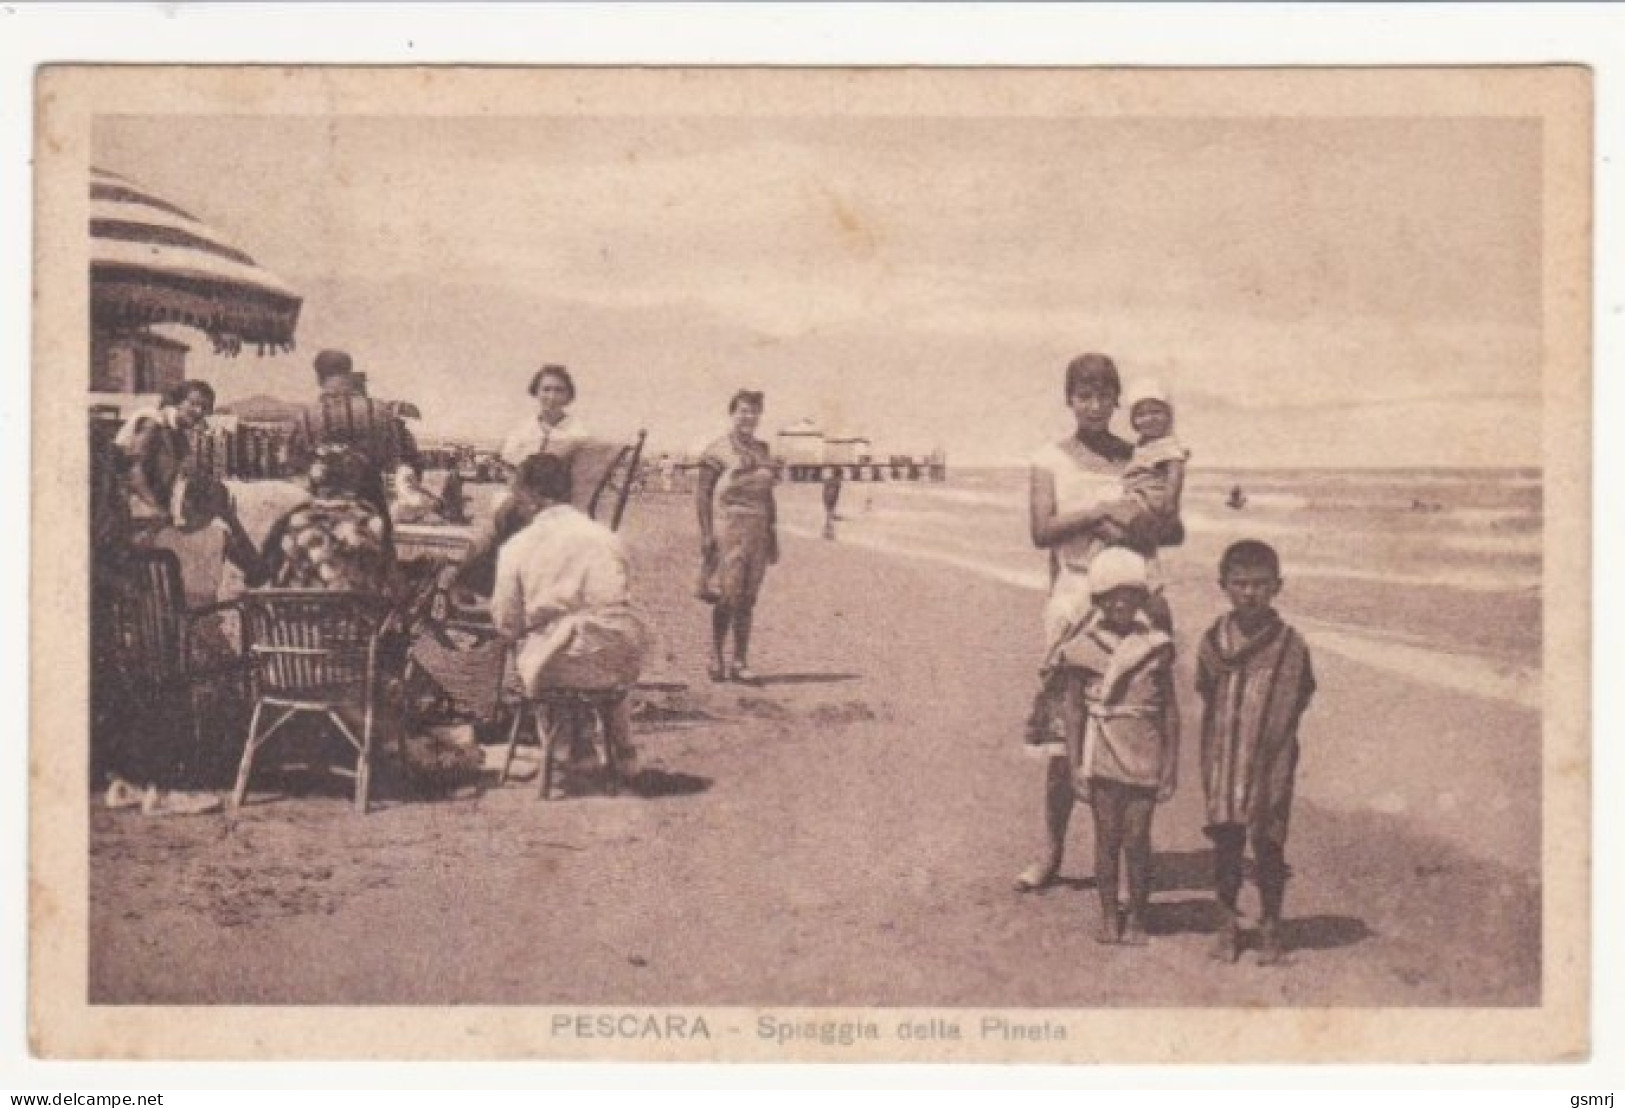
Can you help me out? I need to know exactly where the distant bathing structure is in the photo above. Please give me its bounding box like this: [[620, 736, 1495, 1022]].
[[772, 418, 946, 483]]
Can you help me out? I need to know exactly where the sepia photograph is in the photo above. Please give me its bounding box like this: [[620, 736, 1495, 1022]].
[[28, 64, 1590, 1063]]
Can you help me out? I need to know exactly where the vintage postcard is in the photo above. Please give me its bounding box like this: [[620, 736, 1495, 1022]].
[[30, 66, 1590, 1063]]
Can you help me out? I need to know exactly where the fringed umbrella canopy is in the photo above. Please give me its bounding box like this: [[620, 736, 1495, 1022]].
[[90, 167, 303, 356]]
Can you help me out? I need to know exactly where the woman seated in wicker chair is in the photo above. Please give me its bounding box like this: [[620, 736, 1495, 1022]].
[[252, 444, 472, 798], [261, 444, 399, 594]]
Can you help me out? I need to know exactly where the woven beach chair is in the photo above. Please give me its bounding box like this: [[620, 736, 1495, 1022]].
[[230, 589, 397, 814], [97, 547, 250, 782]]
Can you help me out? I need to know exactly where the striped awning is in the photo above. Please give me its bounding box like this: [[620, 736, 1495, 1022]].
[[90, 167, 303, 356]]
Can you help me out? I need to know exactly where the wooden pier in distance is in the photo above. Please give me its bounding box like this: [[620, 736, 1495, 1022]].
[[779, 458, 946, 483]]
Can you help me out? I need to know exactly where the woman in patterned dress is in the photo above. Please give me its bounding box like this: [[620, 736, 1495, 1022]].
[[694, 390, 778, 684], [260, 444, 398, 596]]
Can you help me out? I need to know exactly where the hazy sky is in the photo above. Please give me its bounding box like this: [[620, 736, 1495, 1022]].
[[94, 111, 1543, 466]]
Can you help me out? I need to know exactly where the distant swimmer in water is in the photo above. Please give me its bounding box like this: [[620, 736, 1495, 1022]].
[[1227, 485, 1248, 510]]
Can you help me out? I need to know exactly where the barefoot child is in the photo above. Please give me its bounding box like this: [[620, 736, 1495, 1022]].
[[1051, 548, 1180, 944], [1196, 540, 1317, 965]]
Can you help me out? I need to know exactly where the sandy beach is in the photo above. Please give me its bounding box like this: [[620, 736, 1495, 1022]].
[[88, 490, 1540, 1008]]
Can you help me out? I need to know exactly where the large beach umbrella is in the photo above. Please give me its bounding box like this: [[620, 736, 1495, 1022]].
[[90, 166, 302, 356]]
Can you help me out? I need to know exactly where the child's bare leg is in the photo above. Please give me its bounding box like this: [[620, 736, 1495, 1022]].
[[1255, 837, 1289, 965], [1208, 824, 1246, 962], [730, 602, 755, 674], [1120, 789, 1156, 945], [1090, 779, 1126, 943], [709, 604, 732, 678]]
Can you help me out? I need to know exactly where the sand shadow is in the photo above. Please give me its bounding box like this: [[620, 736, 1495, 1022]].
[[1282, 915, 1373, 950], [634, 680, 691, 693], [1041, 849, 1215, 896], [626, 768, 712, 799], [1145, 897, 1220, 937], [1142, 900, 1372, 949], [630, 704, 723, 732], [233, 764, 400, 809], [1050, 875, 1099, 893], [1151, 849, 1219, 895], [747, 672, 864, 687]]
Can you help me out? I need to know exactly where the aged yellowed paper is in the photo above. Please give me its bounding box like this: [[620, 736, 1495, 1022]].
[[32, 66, 1590, 1062]]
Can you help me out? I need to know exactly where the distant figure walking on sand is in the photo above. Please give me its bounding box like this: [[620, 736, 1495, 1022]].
[[1050, 548, 1179, 945], [821, 466, 844, 539], [695, 389, 778, 684], [1017, 353, 1148, 892], [500, 364, 592, 468], [1196, 539, 1316, 966]]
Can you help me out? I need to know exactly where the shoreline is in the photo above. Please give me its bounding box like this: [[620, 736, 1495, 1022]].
[[773, 489, 1542, 711]]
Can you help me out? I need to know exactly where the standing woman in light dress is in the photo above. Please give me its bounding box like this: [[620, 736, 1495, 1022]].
[[1016, 354, 1145, 892], [499, 364, 592, 469], [695, 390, 778, 684]]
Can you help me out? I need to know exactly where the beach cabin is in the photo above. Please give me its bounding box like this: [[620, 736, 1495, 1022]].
[[823, 433, 872, 467], [774, 418, 825, 479], [91, 330, 190, 395]]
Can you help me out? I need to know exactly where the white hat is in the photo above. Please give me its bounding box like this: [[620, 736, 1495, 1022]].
[[1089, 547, 1150, 596], [1124, 377, 1173, 413]]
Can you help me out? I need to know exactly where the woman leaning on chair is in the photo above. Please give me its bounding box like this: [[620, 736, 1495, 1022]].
[[695, 389, 778, 684], [499, 363, 592, 469]]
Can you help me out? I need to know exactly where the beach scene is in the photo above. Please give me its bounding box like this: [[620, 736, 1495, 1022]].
[[49, 69, 1568, 1047], [89, 467, 1542, 1010]]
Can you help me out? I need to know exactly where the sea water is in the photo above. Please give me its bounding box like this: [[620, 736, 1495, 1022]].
[[776, 466, 1542, 710]]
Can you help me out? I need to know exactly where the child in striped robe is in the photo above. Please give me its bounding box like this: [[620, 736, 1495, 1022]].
[[1053, 547, 1180, 946], [1196, 540, 1317, 966]]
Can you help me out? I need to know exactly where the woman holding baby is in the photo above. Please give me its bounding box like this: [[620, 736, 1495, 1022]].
[[1015, 353, 1188, 893]]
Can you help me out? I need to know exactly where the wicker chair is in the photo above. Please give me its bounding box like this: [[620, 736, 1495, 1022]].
[[231, 589, 397, 814], [97, 547, 248, 783]]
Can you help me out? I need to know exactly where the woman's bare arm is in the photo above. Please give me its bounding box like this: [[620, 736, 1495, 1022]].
[[766, 480, 780, 564], [695, 463, 720, 554], [1029, 466, 1122, 549], [123, 422, 167, 513], [1162, 457, 1186, 517], [221, 509, 269, 587]]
